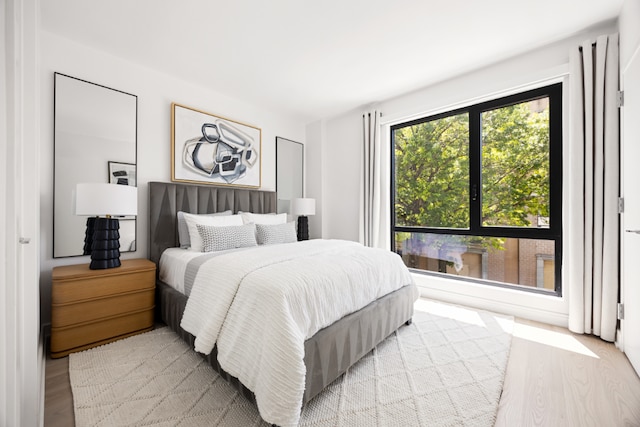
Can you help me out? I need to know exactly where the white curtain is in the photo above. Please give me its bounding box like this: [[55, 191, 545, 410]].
[[359, 110, 383, 248], [568, 34, 619, 342]]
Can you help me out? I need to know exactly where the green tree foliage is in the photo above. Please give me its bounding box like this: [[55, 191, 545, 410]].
[[394, 113, 470, 228], [481, 102, 549, 226], [394, 100, 549, 230]]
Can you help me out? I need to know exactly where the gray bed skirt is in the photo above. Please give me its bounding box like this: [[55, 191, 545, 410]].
[[157, 279, 416, 405]]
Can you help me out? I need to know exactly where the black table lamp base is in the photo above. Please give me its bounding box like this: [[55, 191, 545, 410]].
[[297, 215, 309, 241], [82, 217, 96, 256], [88, 218, 121, 270]]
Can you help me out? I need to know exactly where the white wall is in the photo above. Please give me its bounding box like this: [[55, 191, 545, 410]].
[[309, 20, 618, 326], [318, 113, 361, 242], [39, 31, 307, 328], [305, 119, 326, 239], [620, 0, 640, 68]]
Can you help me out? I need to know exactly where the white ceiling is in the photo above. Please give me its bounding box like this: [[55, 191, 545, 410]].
[[41, 0, 623, 122]]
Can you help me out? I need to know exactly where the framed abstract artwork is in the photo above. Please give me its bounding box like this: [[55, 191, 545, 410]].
[[171, 103, 262, 188]]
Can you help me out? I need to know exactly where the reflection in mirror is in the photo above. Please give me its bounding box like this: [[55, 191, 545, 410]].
[[276, 137, 303, 214], [54, 73, 137, 258]]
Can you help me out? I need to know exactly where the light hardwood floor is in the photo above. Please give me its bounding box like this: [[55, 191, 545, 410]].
[[45, 318, 640, 427], [495, 319, 640, 427]]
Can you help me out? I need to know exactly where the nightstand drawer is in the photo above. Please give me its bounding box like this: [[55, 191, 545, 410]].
[[51, 288, 155, 327], [52, 269, 154, 304], [50, 309, 154, 355]]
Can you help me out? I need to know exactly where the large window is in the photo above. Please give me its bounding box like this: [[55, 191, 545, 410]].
[[392, 84, 562, 294]]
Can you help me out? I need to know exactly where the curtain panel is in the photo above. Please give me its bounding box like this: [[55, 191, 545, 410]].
[[568, 33, 620, 342], [359, 110, 382, 248]]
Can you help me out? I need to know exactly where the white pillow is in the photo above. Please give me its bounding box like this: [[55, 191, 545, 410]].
[[256, 222, 297, 245], [183, 212, 243, 251], [240, 212, 287, 225], [197, 223, 257, 252], [177, 210, 232, 248]]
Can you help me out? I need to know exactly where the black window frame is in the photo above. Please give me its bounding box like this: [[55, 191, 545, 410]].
[[391, 83, 563, 296]]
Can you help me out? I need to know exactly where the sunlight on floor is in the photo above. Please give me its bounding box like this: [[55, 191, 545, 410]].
[[512, 322, 600, 359], [414, 298, 487, 328], [414, 299, 599, 359], [495, 316, 515, 334]]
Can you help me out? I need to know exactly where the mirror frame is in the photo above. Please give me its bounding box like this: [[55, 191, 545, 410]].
[[53, 73, 138, 258], [275, 136, 304, 215]]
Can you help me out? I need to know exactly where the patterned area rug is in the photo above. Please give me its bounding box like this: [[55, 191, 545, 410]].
[[69, 299, 513, 426]]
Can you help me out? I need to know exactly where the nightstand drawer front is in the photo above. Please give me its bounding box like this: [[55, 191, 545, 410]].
[[50, 309, 154, 354], [51, 289, 155, 327], [52, 270, 154, 304], [50, 259, 157, 358]]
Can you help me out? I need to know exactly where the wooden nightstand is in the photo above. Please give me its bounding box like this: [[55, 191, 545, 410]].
[[50, 258, 156, 358]]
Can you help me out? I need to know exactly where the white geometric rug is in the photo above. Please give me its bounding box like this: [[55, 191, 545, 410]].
[[69, 299, 513, 427]]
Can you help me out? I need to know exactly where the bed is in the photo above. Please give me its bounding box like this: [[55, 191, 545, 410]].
[[148, 181, 418, 426]]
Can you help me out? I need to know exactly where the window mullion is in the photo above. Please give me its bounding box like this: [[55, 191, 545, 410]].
[[469, 107, 481, 232]]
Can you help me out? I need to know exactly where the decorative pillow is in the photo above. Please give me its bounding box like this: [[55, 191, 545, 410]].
[[256, 222, 297, 245], [240, 212, 287, 225], [183, 212, 243, 251], [197, 223, 257, 252], [177, 210, 232, 248]]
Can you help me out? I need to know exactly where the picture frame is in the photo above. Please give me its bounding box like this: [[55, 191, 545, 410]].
[[108, 161, 136, 186], [107, 161, 137, 222], [171, 103, 262, 188]]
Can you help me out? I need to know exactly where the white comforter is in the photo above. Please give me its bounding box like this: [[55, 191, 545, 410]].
[[180, 239, 417, 427]]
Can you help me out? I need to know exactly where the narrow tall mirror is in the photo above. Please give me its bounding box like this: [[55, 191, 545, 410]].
[[276, 137, 303, 214], [54, 73, 137, 258]]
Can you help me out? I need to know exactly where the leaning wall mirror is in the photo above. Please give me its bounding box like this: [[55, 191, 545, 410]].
[[275, 136, 303, 214], [53, 73, 138, 258]]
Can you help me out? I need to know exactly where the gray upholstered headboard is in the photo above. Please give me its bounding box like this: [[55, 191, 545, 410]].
[[148, 181, 277, 265]]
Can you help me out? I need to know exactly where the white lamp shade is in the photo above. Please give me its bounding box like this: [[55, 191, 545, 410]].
[[291, 198, 316, 216], [75, 183, 138, 216]]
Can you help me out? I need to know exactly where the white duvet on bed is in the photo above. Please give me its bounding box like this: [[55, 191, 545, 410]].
[[180, 239, 417, 427], [158, 248, 202, 294]]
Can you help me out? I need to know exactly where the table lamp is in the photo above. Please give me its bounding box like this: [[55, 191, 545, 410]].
[[75, 183, 137, 269], [291, 198, 315, 241]]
